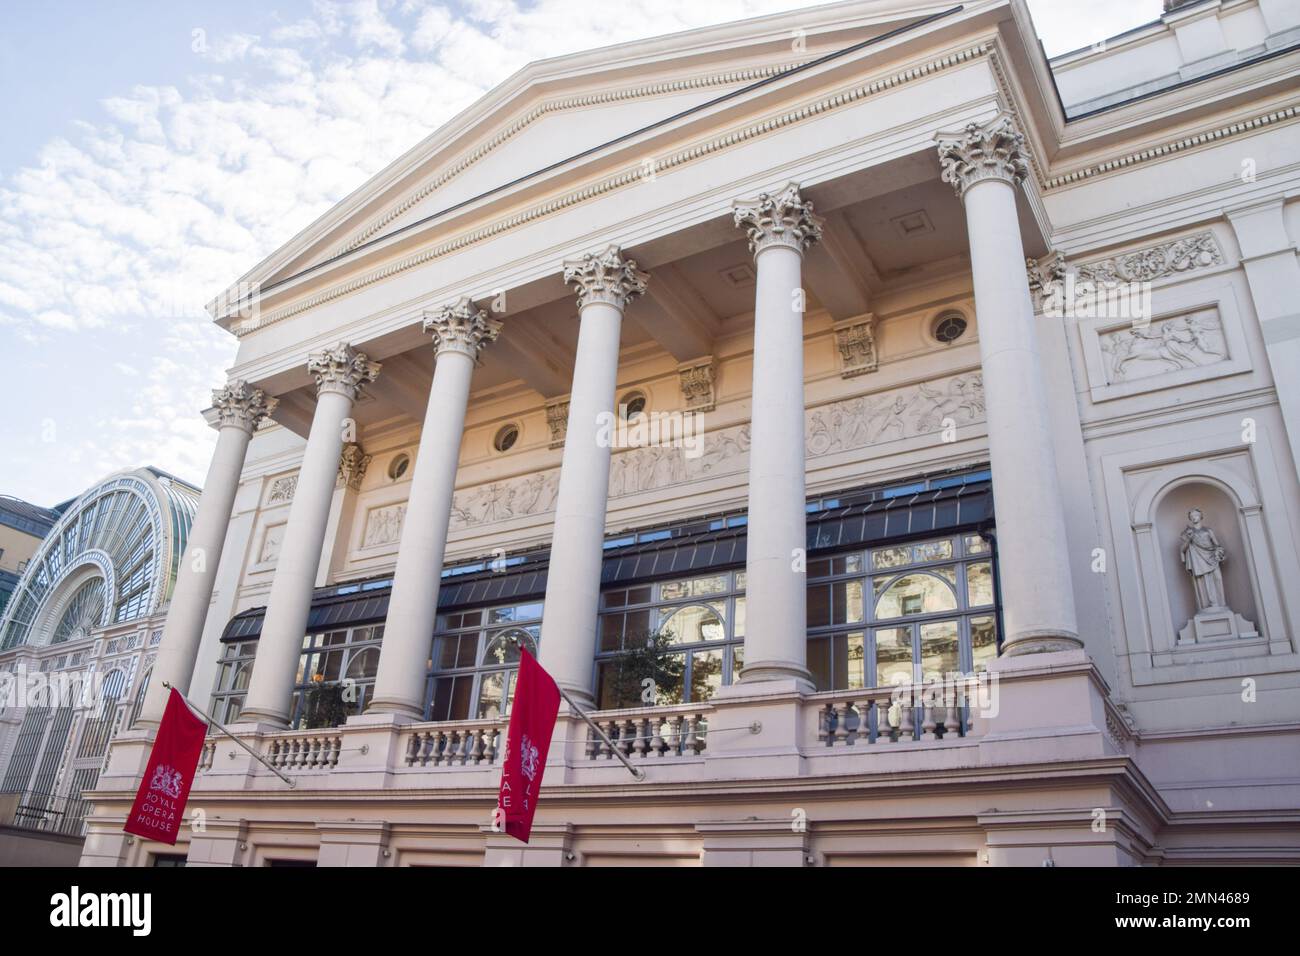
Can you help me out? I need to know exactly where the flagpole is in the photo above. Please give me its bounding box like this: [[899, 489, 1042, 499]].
[[161, 681, 297, 789], [556, 686, 646, 782]]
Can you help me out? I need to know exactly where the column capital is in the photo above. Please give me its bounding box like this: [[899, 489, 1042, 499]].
[[210, 380, 277, 434], [422, 297, 502, 359], [562, 244, 648, 311], [732, 182, 823, 257], [337, 442, 372, 491], [308, 342, 381, 399], [936, 113, 1030, 200]]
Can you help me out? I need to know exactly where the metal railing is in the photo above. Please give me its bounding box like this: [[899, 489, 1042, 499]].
[[5, 788, 91, 837]]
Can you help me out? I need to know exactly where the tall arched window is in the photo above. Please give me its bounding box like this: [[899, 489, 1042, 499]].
[[426, 602, 543, 722]]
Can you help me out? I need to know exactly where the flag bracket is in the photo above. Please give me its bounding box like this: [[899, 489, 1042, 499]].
[[162, 681, 297, 789], [557, 687, 646, 782]]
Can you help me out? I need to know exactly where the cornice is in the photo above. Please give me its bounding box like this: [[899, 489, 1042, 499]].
[[1045, 102, 1300, 189]]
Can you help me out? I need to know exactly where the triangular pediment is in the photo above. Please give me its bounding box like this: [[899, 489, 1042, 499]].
[[225, 0, 995, 306]]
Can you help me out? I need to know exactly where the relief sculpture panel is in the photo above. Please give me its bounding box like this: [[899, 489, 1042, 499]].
[[439, 372, 984, 532]]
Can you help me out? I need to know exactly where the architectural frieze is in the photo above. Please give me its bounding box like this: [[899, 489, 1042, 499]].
[[358, 371, 986, 546], [1027, 231, 1224, 309]]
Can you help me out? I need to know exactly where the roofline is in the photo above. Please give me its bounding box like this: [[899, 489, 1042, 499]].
[[238, 4, 967, 308], [211, 0, 991, 314]]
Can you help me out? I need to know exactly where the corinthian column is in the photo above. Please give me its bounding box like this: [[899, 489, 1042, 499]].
[[732, 183, 822, 688], [368, 299, 501, 718], [936, 113, 1080, 655], [538, 246, 648, 706], [241, 344, 380, 726], [138, 381, 275, 728]]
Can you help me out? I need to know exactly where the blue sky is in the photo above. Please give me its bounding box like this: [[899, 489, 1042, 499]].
[[0, 0, 1164, 507]]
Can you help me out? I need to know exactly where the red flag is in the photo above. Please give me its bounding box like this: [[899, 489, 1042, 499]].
[[123, 687, 208, 846], [496, 649, 561, 844]]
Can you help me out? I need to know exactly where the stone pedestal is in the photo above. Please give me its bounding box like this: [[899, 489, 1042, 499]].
[[1178, 607, 1259, 644]]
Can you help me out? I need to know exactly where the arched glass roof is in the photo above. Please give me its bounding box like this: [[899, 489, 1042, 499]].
[[0, 468, 199, 650]]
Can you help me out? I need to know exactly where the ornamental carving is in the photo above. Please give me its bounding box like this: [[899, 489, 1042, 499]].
[[423, 297, 502, 359], [337, 442, 372, 492], [211, 380, 277, 433], [1100, 309, 1227, 384], [307, 342, 381, 399], [545, 399, 569, 449], [267, 474, 298, 504], [362, 503, 407, 548], [732, 182, 823, 255], [441, 372, 984, 530], [1027, 233, 1224, 312], [259, 524, 284, 564], [936, 113, 1029, 199], [563, 245, 649, 310], [833, 318, 878, 378], [677, 359, 716, 412]]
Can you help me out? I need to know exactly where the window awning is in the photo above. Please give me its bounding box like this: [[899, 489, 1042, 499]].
[[220, 476, 992, 642]]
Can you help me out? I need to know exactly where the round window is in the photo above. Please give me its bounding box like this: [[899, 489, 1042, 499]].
[[619, 391, 647, 420], [494, 424, 520, 453], [933, 312, 968, 344], [387, 453, 411, 480]]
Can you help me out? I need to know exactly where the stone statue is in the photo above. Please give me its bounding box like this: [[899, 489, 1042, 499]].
[[1179, 508, 1227, 611]]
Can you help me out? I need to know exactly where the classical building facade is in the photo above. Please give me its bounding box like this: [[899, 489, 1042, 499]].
[[0, 468, 199, 844], [83, 0, 1300, 866]]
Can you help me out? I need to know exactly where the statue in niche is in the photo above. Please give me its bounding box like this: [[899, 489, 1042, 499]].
[[1179, 508, 1227, 610], [1174, 506, 1258, 646]]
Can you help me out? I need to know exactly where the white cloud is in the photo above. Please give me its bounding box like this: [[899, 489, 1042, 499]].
[[0, 0, 1148, 505]]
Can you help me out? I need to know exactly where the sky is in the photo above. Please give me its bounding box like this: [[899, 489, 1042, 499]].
[[0, 0, 1165, 508]]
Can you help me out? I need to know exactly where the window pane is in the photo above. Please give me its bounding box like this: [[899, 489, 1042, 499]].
[[657, 656, 686, 704], [603, 590, 626, 609], [431, 675, 471, 721], [731, 646, 744, 682], [690, 650, 724, 702], [846, 632, 865, 689], [919, 621, 960, 680], [965, 533, 990, 556], [659, 604, 724, 645], [967, 562, 994, 607], [807, 558, 832, 578], [912, 540, 954, 563], [623, 609, 650, 641], [874, 627, 912, 687], [435, 635, 474, 670], [231, 662, 250, 692], [971, 616, 998, 672], [477, 671, 506, 719], [346, 647, 379, 681], [872, 546, 911, 571], [875, 574, 958, 620], [832, 580, 864, 624], [807, 584, 831, 628], [627, 586, 652, 605], [599, 614, 623, 652], [807, 637, 831, 691], [734, 597, 745, 638]]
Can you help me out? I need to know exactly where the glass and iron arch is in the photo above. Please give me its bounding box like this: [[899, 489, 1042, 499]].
[[0, 468, 199, 650]]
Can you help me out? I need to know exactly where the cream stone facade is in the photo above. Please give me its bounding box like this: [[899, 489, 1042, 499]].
[[65, 0, 1300, 866]]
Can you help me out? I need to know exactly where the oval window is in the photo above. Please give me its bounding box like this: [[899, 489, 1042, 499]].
[[493, 424, 519, 453]]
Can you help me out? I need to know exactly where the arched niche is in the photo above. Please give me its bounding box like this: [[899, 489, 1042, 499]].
[[1153, 480, 1258, 634]]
